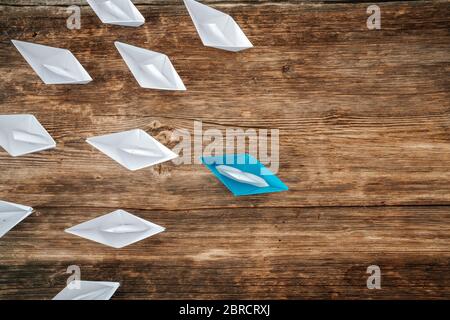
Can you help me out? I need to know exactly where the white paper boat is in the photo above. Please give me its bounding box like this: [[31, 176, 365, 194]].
[[11, 40, 92, 84], [0, 200, 33, 238], [87, 0, 145, 27], [0, 114, 56, 157], [65, 209, 165, 248], [216, 165, 269, 187], [53, 281, 120, 300], [115, 41, 186, 90], [183, 0, 253, 52], [86, 128, 178, 170]]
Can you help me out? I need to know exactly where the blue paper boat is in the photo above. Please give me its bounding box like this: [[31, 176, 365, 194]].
[[201, 154, 288, 196]]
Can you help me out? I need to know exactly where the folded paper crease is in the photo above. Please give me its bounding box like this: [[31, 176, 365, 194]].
[[65, 209, 165, 248], [201, 154, 288, 196], [86, 129, 178, 170], [115, 41, 186, 90], [87, 0, 145, 27], [53, 281, 120, 300], [12, 40, 92, 84], [0, 200, 33, 238], [184, 0, 253, 52], [0, 114, 56, 157]]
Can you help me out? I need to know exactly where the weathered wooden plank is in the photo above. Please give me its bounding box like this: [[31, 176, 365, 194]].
[[0, 2, 449, 209], [0, 115, 450, 209], [0, 206, 449, 299], [0, 0, 372, 6]]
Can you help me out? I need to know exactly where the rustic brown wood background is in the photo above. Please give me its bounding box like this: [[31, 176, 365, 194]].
[[0, 0, 449, 299]]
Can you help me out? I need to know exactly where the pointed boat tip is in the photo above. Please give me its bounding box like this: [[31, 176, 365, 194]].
[[11, 39, 23, 48], [11, 39, 24, 44], [85, 138, 96, 146]]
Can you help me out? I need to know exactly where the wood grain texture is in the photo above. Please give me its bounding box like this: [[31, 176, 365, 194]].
[[1, 206, 449, 299], [0, 0, 449, 299], [0, 0, 376, 6]]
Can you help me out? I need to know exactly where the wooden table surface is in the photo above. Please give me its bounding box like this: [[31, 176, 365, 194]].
[[0, 0, 449, 299]]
